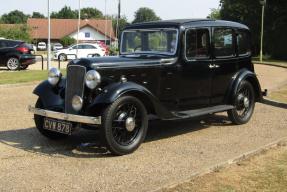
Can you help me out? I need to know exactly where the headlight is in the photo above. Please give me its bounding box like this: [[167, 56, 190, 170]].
[[85, 70, 101, 89], [48, 68, 61, 86], [72, 95, 83, 111]]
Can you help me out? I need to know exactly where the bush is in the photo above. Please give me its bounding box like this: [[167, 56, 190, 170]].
[[0, 25, 31, 42], [60, 36, 76, 47]]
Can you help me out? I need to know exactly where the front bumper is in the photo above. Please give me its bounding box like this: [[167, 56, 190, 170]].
[[28, 105, 101, 125]]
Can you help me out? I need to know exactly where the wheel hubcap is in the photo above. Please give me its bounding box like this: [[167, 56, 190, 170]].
[[8, 58, 19, 69], [243, 97, 250, 108], [236, 86, 252, 118], [125, 117, 136, 132]]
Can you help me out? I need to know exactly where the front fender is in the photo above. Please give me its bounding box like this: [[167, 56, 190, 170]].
[[33, 80, 65, 108], [225, 69, 263, 104], [89, 82, 174, 119]]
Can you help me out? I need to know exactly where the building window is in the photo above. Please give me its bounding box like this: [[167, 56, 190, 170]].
[[85, 32, 90, 38]]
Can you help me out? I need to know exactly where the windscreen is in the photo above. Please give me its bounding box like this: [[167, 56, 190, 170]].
[[121, 28, 178, 55]]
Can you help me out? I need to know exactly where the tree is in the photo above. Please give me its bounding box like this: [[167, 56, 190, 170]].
[[0, 25, 31, 42], [208, 8, 221, 19], [51, 6, 77, 19], [132, 7, 161, 24], [81, 8, 103, 19], [60, 36, 76, 47], [32, 12, 45, 19], [219, 0, 287, 59], [0, 10, 29, 24]]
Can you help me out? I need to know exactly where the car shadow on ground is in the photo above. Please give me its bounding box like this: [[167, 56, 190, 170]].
[[0, 114, 232, 158], [262, 98, 287, 109]]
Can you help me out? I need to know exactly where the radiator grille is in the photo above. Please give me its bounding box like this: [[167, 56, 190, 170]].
[[65, 65, 86, 114]]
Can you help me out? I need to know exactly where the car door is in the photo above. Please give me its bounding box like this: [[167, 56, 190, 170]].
[[210, 27, 238, 105], [177, 28, 213, 110]]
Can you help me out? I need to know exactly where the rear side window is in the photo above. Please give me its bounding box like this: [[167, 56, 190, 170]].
[[237, 30, 251, 56], [0, 41, 6, 48], [214, 28, 235, 58], [185, 29, 210, 59]]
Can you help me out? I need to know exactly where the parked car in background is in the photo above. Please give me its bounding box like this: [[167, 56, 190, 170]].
[[52, 43, 63, 51], [53, 43, 106, 61], [37, 42, 47, 51], [0, 39, 36, 70], [29, 19, 265, 155]]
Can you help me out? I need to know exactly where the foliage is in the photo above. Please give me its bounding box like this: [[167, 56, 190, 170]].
[[0, 10, 29, 24], [81, 7, 103, 19], [60, 36, 76, 47], [110, 15, 129, 38], [51, 6, 77, 19], [132, 7, 161, 24], [32, 12, 45, 19], [219, 0, 287, 59], [208, 8, 221, 19], [0, 25, 31, 42]]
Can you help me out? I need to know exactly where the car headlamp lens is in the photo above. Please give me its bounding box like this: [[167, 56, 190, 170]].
[[85, 70, 101, 89], [48, 68, 61, 86], [72, 95, 83, 111]]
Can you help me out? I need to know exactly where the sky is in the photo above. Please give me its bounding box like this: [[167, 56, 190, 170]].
[[0, 0, 220, 22]]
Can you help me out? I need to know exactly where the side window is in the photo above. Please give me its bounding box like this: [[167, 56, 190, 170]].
[[214, 28, 235, 58], [0, 41, 6, 48], [237, 30, 251, 56], [185, 29, 210, 60]]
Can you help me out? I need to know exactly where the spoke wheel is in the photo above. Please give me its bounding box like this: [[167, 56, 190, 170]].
[[101, 96, 148, 155], [7, 57, 20, 70], [228, 80, 255, 125]]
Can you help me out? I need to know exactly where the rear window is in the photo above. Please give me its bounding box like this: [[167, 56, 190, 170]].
[[214, 28, 235, 58], [237, 30, 251, 56]]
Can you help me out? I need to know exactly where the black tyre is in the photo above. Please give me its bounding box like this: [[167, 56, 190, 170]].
[[20, 65, 29, 70], [58, 54, 67, 61], [34, 98, 68, 140], [101, 96, 148, 155], [6, 57, 20, 70], [228, 80, 255, 125]]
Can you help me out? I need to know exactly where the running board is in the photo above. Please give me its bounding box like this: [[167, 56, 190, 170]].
[[172, 105, 234, 119]]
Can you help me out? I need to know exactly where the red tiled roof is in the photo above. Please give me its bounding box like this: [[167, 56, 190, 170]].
[[27, 18, 115, 40]]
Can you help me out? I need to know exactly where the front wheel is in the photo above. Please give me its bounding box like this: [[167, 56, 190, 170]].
[[101, 96, 148, 156], [228, 80, 255, 125], [58, 54, 67, 61]]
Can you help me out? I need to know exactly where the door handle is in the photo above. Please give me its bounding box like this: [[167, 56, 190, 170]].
[[209, 64, 215, 69], [209, 64, 220, 69]]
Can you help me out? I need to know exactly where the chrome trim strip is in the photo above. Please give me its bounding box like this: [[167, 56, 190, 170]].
[[28, 105, 101, 125]]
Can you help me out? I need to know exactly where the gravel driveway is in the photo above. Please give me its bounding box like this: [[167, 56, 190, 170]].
[[0, 65, 286, 192]]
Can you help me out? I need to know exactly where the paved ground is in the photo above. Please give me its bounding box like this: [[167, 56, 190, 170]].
[[0, 65, 286, 191]]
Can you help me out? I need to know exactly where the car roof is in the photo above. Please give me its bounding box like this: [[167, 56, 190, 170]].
[[0, 39, 23, 43], [124, 19, 249, 30]]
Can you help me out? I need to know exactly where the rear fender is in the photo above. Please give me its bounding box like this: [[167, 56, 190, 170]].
[[225, 69, 263, 104], [88, 82, 174, 119]]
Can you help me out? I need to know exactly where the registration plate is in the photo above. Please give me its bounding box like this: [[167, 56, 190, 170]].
[[43, 118, 72, 135]]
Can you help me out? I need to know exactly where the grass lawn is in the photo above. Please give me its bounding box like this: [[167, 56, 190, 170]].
[[0, 70, 66, 85], [163, 145, 287, 192]]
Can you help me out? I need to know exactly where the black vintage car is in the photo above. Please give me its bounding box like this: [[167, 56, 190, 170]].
[[0, 39, 36, 70], [29, 19, 264, 155]]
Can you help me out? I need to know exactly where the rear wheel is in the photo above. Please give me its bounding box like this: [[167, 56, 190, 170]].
[[58, 54, 67, 61], [101, 96, 148, 155], [20, 65, 29, 70], [228, 80, 255, 125], [34, 98, 68, 140], [7, 57, 20, 70]]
